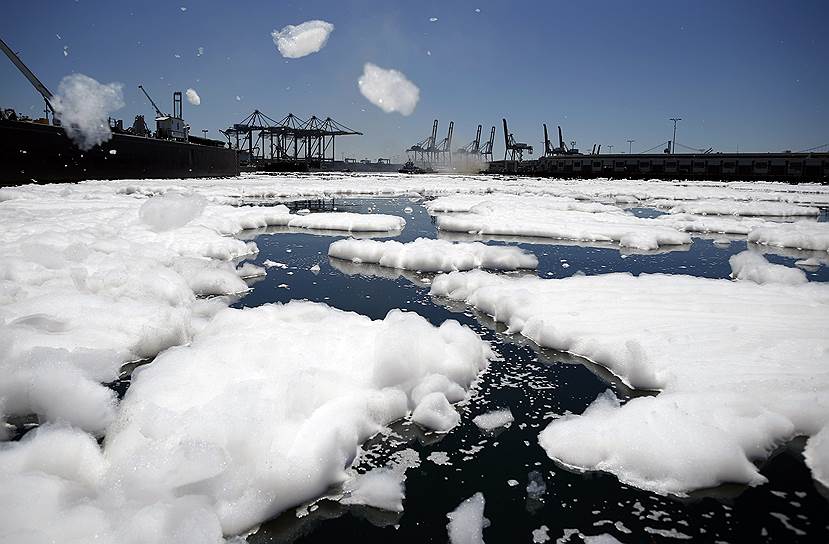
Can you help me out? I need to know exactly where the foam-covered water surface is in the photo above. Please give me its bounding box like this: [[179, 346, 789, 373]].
[[236, 197, 829, 543], [2, 178, 827, 543]]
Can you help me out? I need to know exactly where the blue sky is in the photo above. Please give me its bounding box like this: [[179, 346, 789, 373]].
[[2, 0, 827, 159]]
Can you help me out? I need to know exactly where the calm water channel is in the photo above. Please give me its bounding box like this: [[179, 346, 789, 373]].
[[229, 197, 828, 543]]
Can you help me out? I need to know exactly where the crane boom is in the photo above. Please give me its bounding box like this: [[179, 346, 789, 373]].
[[138, 85, 164, 117], [0, 37, 54, 112]]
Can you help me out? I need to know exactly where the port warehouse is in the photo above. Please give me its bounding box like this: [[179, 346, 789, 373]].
[[489, 152, 829, 182]]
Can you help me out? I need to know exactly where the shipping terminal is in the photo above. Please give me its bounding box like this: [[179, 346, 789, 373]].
[[2, 36, 828, 185]]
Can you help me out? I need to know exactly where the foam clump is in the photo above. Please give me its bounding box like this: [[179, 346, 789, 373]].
[[668, 199, 819, 217], [805, 425, 829, 488], [0, 424, 226, 544], [426, 194, 621, 215], [107, 302, 488, 535], [729, 251, 807, 285], [430, 270, 829, 494], [531, 525, 550, 543], [341, 468, 405, 511], [271, 20, 334, 58], [412, 391, 460, 432], [0, 190, 285, 433], [657, 213, 768, 235], [472, 408, 514, 430], [235, 262, 266, 278], [288, 211, 405, 232], [431, 195, 690, 250], [526, 470, 546, 500], [358, 63, 420, 116], [51, 73, 124, 150], [583, 535, 623, 544], [140, 192, 207, 231], [748, 221, 829, 252], [446, 492, 489, 544], [1, 302, 489, 541], [185, 88, 201, 106], [328, 237, 537, 272]]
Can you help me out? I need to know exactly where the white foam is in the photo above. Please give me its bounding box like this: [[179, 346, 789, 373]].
[[804, 425, 829, 488], [341, 468, 405, 512], [446, 492, 489, 544], [729, 251, 807, 285], [532, 525, 550, 543], [668, 200, 819, 217], [432, 195, 690, 251], [0, 302, 490, 540], [430, 270, 829, 494], [427, 194, 622, 216], [271, 20, 334, 58], [51, 73, 124, 150], [328, 238, 537, 272], [287, 211, 405, 232], [657, 213, 769, 235], [235, 262, 266, 279], [472, 408, 514, 430], [2, 195, 399, 436], [140, 192, 207, 231], [185, 88, 201, 106], [583, 535, 623, 544], [412, 392, 461, 432], [358, 63, 420, 116], [748, 221, 829, 252]]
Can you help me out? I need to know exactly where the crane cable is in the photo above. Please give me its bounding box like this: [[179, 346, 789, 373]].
[[639, 141, 670, 154], [796, 143, 829, 153]]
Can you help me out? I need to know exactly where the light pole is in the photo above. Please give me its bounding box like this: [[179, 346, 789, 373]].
[[607, 144, 614, 153], [627, 139, 635, 154], [201, 129, 208, 138], [669, 118, 681, 154]]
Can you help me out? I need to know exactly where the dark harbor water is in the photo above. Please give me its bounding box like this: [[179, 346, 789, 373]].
[[232, 197, 829, 543]]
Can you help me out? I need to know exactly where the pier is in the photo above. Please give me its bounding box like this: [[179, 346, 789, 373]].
[[488, 152, 829, 182]]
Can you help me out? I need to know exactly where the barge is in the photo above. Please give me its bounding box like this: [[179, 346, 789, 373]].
[[1, 37, 239, 186]]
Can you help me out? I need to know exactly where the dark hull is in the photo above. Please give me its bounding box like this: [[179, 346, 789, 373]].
[[0, 120, 239, 186]]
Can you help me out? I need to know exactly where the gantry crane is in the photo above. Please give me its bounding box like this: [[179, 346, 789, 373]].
[[457, 124, 482, 155], [503, 118, 532, 161], [480, 126, 496, 162], [436, 121, 454, 164], [543, 123, 581, 156]]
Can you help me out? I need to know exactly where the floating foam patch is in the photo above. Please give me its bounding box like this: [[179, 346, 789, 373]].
[[430, 268, 829, 494]]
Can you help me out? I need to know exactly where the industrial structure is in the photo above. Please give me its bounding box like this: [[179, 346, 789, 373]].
[[406, 119, 455, 166], [138, 85, 189, 141], [486, 120, 829, 181], [222, 110, 362, 170], [543, 123, 581, 156], [456, 124, 482, 157], [488, 151, 829, 181], [0, 37, 238, 184], [480, 126, 496, 162], [502, 118, 533, 161]]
